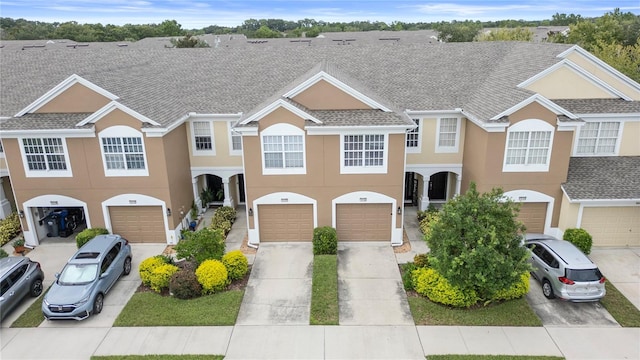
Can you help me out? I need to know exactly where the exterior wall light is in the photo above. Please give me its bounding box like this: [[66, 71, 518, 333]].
[[166, 208, 172, 217], [248, 208, 253, 216], [397, 206, 402, 215], [19, 210, 25, 218]]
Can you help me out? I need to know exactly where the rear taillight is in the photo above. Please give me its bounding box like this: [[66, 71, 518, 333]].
[[558, 276, 575, 285], [599, 277, 606, 284]]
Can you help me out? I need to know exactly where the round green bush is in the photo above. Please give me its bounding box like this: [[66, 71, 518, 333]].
[[0, 248, 8, 259], [75, 228, 109, 249], [0, 213, 22, 246], [196, 259, 229, 295], [169, 269, 202, 299], [419, 211, 440, 237], [313, 226, 337, 255], [412, 267, 479, 308], [491, 272, 530, 301], [563, 228, 593, 255], [222, 250, 248, 281], [149, 263, 179, 293], [139, 256, 170, 286], [413, 253, 430, 268]]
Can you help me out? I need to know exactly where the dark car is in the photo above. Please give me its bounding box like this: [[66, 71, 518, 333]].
[[0, 256, 45, 321], [42, 234, 132, 320]]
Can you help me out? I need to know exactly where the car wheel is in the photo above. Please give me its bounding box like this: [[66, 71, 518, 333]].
[[30, 278, 43, 297], [123, 257, 132, 276], [542, 279, 555, 299], [93, 293, 104, 315]]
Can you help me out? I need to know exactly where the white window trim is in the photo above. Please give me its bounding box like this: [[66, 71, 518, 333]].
[[502, 119, 555, 173], [572, 120, 623, 157], [19, 136, 73, 178], [260, 123, 306, 175], [190, 120, 216, 156], [0, 139, 4, 158], [99, 126, 149, 177], [405, 118, 422, 153], [340, 132, 388, 174], [227, 121, 242, 156], [435, 117, 461, 153]]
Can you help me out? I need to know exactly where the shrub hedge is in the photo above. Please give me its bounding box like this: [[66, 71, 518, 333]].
[[563, 228, 593, 255], [196, 259, 229, 295], [412, 267, 479, 308], [491, 272, 530, 301], [313, 226, 338, 255], [149, 263, 179, 293], [0, 213, 22, 246], [139, 256, 171, 286], [175, 227, 226, 264], [76, 228, 109, 249], [0, 248, 8, 259], [222, 250, 248, 281], [215, 206, 237, 224]]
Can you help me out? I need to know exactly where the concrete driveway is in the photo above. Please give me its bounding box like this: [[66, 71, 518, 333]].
[[590, 247, 640, 310]]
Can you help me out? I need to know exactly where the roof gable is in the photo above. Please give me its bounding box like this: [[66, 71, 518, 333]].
[[78, 101, 160, 127], [490, 94, 578, 121], [239, 98, 321, 125], [15, 74, 119, 117]]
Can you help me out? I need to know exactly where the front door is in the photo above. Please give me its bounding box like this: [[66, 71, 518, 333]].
[[428, 172, 447, 200]]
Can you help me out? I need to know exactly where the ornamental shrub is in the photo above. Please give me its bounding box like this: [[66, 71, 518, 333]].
[[149, 263, 179, 293], [401, 262, 418, 291], [0, 248, 8, 259], [76, 228, 109, 249], [313, 226, 337, 255], [174, 227, 226, 264], [413, 253, 430, 268], [196, 259, 229, 295], [412, 267, 479, 308], [169, 269, 202, 299], [0, 213, 22, 246], [214, 206, 237, 224], [419, 211, 440, 237], [563, 228, 593, 255], [491, 272, 530, 301], [210, 217, 232, 236], [222, 250, 248, 281], [139, 256, 171, 286]]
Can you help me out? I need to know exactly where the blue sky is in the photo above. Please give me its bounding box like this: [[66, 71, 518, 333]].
[[1, 1, 638, 29]]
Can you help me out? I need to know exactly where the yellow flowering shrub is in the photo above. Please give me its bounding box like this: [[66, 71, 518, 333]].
[[195, 259, 229, 295], [222, 250, 248, 281]]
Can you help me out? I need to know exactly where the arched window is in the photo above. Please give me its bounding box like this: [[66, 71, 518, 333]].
[[503, 119, 554, 172], [99, 126, 148, 177], [260, 123, 306, 175]]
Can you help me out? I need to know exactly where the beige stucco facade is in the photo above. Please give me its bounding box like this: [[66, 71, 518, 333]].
[[619, 121, 640, 156], [564, 52, 640, 101], [524, 66, 616, 99], [292, 80, 372, 110], [406, 117, 466, 165]]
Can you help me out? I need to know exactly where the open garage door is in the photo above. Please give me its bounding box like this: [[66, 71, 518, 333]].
[[517, 202, 547, 234], [258, 204, 313, 242], [109, 206, 165, 243], [581, 207, 640, 247], [336, 203, 392, 241], [33, 207, 86, 242]]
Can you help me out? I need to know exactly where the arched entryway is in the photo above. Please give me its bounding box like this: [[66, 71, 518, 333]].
[[405, 166, 462, 211]]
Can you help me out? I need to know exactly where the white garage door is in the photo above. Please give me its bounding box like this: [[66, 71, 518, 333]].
[[336, 203, 392, 241], [518, 202, 547, 234], [258, 204, 314, 242], [109, 206, 165, 243], [581, 207, 640, 247]]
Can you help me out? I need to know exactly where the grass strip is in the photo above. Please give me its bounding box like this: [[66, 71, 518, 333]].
[[310, 254, 339, 325], [92, 356, 223, 360], [427, 356, 563, 360], [408, 294, 542, 326], [600, 281, 640, 327], [10, 285, 49, 328], [114, 290, 243, 326]]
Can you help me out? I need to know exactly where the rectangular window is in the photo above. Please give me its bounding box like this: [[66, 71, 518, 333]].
[[22, 138, 67, 171], [231, 133, 242, 151], [505, 131, 551, 165], [342, 134, 386, 173], [436, 117, 460, 152], [576, 122, 620, 155], [193, 121, 213, 151], [406, 119, 420, 148], [102, 137, 146, 170], [263, 135, 303, 169]]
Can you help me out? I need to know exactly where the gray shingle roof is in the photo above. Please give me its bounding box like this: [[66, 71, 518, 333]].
[[0, 113, 93, 130], [552, 99, 640, 114], [562, 156, 640, 200], [0, 42, 581, 131], [309, 110, 408, 126]]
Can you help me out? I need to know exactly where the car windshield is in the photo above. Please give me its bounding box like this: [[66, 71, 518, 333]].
[[566, 268, 602, 282], [58, 263, 98, 285]]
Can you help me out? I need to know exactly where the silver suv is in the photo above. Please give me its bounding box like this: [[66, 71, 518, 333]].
[[524, 234, 605, 302], [0, 256, 45, 321]]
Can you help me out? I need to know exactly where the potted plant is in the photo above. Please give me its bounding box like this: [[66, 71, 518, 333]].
[[12, 237, 26, 254]]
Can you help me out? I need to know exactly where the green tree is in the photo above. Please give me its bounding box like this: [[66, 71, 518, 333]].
[[476, 27, 533, 41], [434, 20, 482, 42], [253, 25, 282, 38], [158, 19, 183, 36], [170, 33, 210, 48], [592, 39, 640, 82], [425, 183, 529, 301]]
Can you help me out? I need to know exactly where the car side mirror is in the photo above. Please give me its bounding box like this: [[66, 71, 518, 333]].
[[0, 296, 4, 301], [55, 273, 60, 279], [100, 272, 109, 279]]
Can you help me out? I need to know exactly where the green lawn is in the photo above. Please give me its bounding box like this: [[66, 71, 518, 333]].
[[427, 356, 563, 360], [310, 254, 339, 325], [408, 294, 542, 326], [114, 290, 244, 326], [10, 286, 49, 328], [600, 281, 640, 327], [92, 356, 223, 360]]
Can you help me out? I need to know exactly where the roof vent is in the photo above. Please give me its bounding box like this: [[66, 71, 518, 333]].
[[117, 43, 128, 47], [247, 40, 268, 44], [332, 39, 355, 45]]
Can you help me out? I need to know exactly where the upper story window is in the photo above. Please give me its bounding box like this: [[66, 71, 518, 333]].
[[228, 121, 242, 156], [341, 133, 388, 174], [503, 119, 554, 172], [20, 137, 72, 177], [260, 123, 306, 175], [191, 121, 215, 155], [575, 121, 620, 156], [436, 117, 461, 153], [406, 118, 420, 152], [99, 126, 149, 177]]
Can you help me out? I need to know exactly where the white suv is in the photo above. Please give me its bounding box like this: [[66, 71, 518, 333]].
[[524, 234, 605, 302]]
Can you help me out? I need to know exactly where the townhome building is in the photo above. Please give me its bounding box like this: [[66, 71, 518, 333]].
[[1, 41, 638, 248]]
